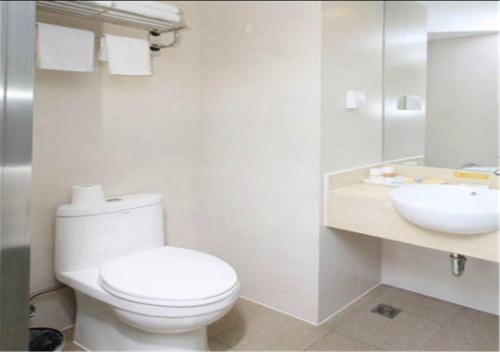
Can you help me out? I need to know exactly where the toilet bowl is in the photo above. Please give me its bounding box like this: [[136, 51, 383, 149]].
[[55, 192, 239, 351]]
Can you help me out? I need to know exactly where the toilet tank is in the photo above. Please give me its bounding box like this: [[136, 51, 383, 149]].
[[55, 193, 165, 274]]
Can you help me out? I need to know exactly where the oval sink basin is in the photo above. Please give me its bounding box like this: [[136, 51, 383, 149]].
[[390, 185, 498, 235]]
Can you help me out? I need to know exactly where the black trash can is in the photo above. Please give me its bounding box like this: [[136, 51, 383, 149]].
[[29, 328, 65, 351]]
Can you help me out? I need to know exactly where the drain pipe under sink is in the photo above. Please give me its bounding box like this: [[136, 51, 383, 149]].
[[450, 253, 467, 276]]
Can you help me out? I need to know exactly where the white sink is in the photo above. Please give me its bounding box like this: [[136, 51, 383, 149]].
[[390, 185, 498, 235]]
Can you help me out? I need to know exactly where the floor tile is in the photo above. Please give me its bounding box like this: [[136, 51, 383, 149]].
[[377, 287, 460, 324], [62, 328, 83, 352], [364, 284, 393, 301], [318, 284, 392, 332], [60, 286, 498, 352], [212, 309, 327, 351], [208, 298, 266, 337], [336, 306, 441, 350], [306, 331, 379, 351], [209, 339, 232, 351], [422, 306, 499, 351]]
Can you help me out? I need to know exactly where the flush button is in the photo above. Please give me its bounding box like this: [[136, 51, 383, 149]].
[[107, 198, 122, 202]]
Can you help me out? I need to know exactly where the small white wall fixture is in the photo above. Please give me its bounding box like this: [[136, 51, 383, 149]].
[[346, 90, 368, 110], [397, 95, 423, 110]]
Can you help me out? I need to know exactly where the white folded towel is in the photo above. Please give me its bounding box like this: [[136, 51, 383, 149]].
[[37, 23, 94, 72], [123, 1, 180, 14], [89, 1, 113, 7], [90, 1, 180, 14], [98, 37, 108, 62], [113, 1, 181, 23], [99, 34, 152, 76]]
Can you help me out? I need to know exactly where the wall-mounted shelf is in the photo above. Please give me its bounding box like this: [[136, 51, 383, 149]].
[[36, 1, 185, 34]]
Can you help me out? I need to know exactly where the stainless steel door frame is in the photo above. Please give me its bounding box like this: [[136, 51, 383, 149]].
[[0, 1, 35, 350]]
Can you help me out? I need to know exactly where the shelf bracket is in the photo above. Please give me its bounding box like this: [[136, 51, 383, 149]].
[[149, 29, 182, 52]]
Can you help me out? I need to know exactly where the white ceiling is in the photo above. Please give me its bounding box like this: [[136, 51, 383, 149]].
[[419, 1, 499, 35]]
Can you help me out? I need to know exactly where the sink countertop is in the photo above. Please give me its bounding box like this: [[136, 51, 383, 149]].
[[326, 183, 499, 263]]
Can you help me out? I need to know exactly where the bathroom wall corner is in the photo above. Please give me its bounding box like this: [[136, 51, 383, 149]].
[[318, 0, 385, 322]]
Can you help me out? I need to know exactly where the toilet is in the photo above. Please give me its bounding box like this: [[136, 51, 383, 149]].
[[54, 190, 239, 351]]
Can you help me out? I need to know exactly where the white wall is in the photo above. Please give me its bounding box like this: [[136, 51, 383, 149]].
[[319, 1, 384, 321], [426, 34, 499, 168], [198, 1, 322, 323], [383, 1, 427, 161]]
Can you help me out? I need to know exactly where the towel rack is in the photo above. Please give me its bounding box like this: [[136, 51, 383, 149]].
[[36, 1, 186, 50]]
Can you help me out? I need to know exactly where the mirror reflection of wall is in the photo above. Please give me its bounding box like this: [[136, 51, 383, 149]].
[[426, 33, 498, 169], [383, 1, 499, 171], [383, 1, 426, 162]]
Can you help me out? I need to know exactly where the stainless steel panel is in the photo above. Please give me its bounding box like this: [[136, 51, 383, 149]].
[[0, 1, 35, 350]]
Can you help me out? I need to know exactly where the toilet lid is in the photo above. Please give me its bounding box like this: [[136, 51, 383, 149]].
[[99, 247, 238, 306]]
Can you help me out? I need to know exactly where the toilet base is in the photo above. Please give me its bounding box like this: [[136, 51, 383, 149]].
[[73, 293, 208, 351]]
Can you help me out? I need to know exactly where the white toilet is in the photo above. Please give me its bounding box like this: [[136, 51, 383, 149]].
[[55, 190, 239, 351]]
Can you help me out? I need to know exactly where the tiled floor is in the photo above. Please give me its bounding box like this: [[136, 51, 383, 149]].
[[63, 284, 499, 351]]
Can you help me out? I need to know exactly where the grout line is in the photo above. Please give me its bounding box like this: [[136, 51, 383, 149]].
[[238, 294, 319, 326], [208, 301, 267, 340], [302, 312, 386, 351], [302, 284, 388, 351], [61, 324, 75, 332], [417, 305, 464, 351], [316, 282, 383, 326], [418, 326, 443, 351], [378, 283, 466, 323], [208, 338, 233, 351], [335, 331, 383, 351], [71, 339, 89, 352]]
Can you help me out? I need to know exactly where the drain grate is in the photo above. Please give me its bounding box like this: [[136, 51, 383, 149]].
[[371, 303, 401, 319]]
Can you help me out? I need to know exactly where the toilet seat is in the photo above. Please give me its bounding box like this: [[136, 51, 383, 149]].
[[99, 246, 239, 307]]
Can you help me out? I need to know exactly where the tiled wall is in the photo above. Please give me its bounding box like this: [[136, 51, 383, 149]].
[[198, 1, 323, 323], [383, 1, 427, 161], [319, 1, 385, 321]]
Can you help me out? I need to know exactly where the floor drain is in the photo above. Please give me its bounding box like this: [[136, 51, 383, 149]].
[[371, 303, 401, 319]]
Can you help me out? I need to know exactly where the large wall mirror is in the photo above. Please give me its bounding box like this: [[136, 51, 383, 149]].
[[383, 1, 499, 172]]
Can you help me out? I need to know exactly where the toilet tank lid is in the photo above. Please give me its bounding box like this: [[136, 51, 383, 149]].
[[57, 193, 162, 217]]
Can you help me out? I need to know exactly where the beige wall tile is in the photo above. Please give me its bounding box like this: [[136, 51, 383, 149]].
[[199, 1, 322, 323], [31, 288, 75, 331], [383, 1, 427, 161], [318, 1, 385, 321], [426, 34, 498, 169], [321, 1, 384, 171]]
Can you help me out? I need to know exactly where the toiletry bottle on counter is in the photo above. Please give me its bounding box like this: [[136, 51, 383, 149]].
[[382, 166, 396, 178], [368, 168, 384, 181]]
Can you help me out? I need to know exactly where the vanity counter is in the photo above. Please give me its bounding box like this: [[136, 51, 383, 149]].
[[326, 182, 499, 263]]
